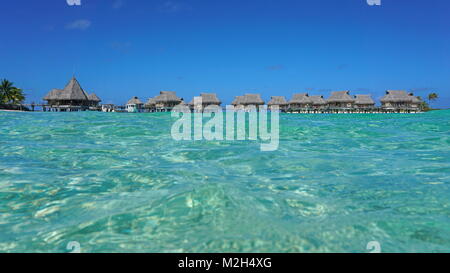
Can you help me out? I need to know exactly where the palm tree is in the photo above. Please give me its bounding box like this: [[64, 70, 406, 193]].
[[10, 87, 25, 104], [0, 79, 25, 105], [417, 96, 430, 111], [0, 79, 12, 103], [428, 93, 438, 108]]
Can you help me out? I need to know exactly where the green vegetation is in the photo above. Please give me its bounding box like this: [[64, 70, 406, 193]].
[[0, 79, 26, 106], [418, 93, 440, 112], [428, 93, 438, 106], [419, 99, 431, 111]]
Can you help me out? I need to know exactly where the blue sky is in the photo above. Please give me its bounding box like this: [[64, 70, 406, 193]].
[[1, 0, 449, 107]]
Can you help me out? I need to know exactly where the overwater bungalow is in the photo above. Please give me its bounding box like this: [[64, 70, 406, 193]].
[[126, 96, 144, 113], [410, 95, 422, 111], [189, 93, 222, 112], [88, 93, 101, 108], [327, 91, 355, 113], [231, 96, 245, 110], [43, 77, 102, 112], [288, 93, 312, 113], [309, 95, 327, 113], [354, 95, 376, 113], [381, 90, 422, 113], [171, 100, 190, 112], [267, 96, 288, 112], [101, 104, 115, 112], [232, 94, 265, 110], [153, 91, 182, 112], [144, 98, 157, 112]]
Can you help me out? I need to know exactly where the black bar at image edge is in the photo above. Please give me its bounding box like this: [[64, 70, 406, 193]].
[[0, 253, 446, 271]]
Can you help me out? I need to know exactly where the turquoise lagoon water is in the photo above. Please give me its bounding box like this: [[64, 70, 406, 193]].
[[0, 110, 449, 253]]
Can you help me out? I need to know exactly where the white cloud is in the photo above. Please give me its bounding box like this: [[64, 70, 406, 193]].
[[66, 19, 91, 30]]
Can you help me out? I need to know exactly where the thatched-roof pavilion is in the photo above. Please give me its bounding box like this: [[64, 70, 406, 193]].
[[231, 96, 245, 106], [231, 94, 264, 110], [354, 94, 375, 105], [127, 96, 143, 105], [155, 91, 182, 104], [288, 93, 312, 111], [381, 90, 410, 104], [267, 96, 287, 106], [189, 93, 222, 111], [126, 96, 144, 113], [267, 96, 288, 111], [308, 96, 327, 111], [244, 94, 264, 106], [170, 100, 191, 113], [43, 77, 101, 111], [189, 93, 221, 106], [145, 97, 157, 106], [189, 93, 222, 112], [381, 90, 421, 111], [144, 97, 157, 112], [354, 95, 375, 108], [88, 93, 101, 106], [352, 94, 376, 113], [43, 89, 63, 101], [153, 91, 183, 112], [327, 91, 355, 109], [410, 94, 422, 105]]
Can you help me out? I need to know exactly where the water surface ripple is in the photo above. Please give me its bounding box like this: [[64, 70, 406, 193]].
[[0, 111, 449, 252]]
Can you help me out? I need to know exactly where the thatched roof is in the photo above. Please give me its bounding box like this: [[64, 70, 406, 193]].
[[127, 96, 143, 105], [327, 91, 355, 103], [59, 77, 89, 100], [189, 93, 221, 105], [154, 91, 182, 104], [145, 97, 157, 106], [232, 96, 245, 105], [267, 96, 288, 106], [88, 93, 101, 102], [43, 77, 89, 101], [354, 95, 375, 105], [309, 95, 327, 105], [243, 94, 265, 105], [409, 94, 422, 104], [43, 89, 63, 100], [381, 90, 413, 103], [289, 93, 312, 104], [231, 94, 264, 105], [202, 93, 221, 104], [246, 94, 264, 104]]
